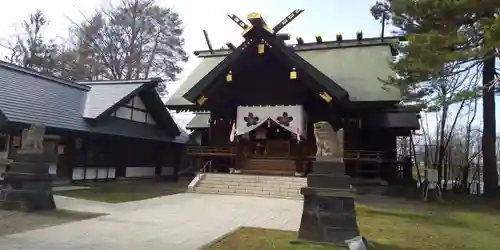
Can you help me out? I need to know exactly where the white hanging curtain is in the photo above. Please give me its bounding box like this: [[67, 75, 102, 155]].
[[236, 105, 307, 138]]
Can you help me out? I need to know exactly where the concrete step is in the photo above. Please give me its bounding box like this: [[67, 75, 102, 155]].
[[239, 170, 296, 176], [198, 183, 303, 192], [202, 176, 306, 184], [193, 173, 305, 199], [204, 173, 306, 182], [195, 186, 302, 199], [200, 180, 305, 189]]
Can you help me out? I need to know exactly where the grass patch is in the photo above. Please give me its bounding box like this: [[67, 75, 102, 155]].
[[204, 197, 500, 250], [55, 179, 189, 203], [203, 227, 331, 250]]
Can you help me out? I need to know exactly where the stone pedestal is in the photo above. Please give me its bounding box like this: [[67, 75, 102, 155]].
[[0, 151, 56, 211], [293, 159, 360, 246]]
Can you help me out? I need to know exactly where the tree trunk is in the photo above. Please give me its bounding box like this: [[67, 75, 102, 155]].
[[481, 56, 498, 196]]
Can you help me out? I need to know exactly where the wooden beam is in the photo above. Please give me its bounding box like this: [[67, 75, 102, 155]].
[[203, 30, 214, 54], [227, 14, 249, 30], [226, 42, 236, 51], [272, 9, 304, 34]]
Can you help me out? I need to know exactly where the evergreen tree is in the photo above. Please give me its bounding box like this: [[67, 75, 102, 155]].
[[371, 0, 500, 196]]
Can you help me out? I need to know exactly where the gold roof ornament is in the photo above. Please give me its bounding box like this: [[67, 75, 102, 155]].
[[336, 32, 343, 42], [356, 29, 363, 41], [197, 95, 208, 105], [319, 91, 332, 103], [296, 37, 304, 45], [247, 12, 262, 19], [315, 35, 323, 44]]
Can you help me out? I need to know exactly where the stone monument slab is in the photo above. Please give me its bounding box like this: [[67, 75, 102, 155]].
[[0, 124, 56, 211], [292, 121, 360, 247]]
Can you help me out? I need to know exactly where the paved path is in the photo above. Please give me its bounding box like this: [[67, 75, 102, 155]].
[[0, 193, 303, 250]]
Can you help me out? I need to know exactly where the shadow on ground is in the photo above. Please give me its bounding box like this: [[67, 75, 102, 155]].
[[55, 176, 194, 203], [0, 209, 103, 237]]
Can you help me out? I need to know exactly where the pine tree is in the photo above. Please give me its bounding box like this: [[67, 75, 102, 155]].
[[371, 0, 500, 196]]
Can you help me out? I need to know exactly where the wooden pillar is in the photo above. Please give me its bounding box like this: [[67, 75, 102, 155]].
[[57, 135, 75, 179], [236, 141, 244, 170], [295, 140, 304, 175]]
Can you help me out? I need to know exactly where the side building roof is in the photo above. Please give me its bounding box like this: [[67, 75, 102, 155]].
[[0, 62, 181, 142]]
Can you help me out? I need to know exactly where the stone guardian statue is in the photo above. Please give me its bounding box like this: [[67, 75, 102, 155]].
[[313, 121, 343, 162], [21, 124, 45, 154]]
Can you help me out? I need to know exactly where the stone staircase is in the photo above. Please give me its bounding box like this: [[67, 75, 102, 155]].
[[189, 173, 306, 199], [241, 158, 297, 176]]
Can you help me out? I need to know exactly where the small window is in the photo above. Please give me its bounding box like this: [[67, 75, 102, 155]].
[[132, 110, 147, 122], [116, 107, 132, 119]]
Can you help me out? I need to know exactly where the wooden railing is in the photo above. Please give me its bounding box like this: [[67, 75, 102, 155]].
[[186, 146, 236, 156], [306, 150, 384, 162], [199, 160, 213, 173], [186, 146, 383, 163], [344, 150, 384, 162]]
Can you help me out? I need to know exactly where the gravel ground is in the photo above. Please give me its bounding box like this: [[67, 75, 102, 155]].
[[0, 209, 102, 237]]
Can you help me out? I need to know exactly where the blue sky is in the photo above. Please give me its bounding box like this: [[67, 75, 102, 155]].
[[0, 0, 496, 131]]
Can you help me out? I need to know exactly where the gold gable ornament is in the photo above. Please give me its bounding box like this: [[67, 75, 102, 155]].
[[197, 95, 208, 105], [290, 68, 297, 80], [247, 12, 261, 19], [226, 71, 233, 82], [319, 91, 332, 103], [263, 25, 274, 34]]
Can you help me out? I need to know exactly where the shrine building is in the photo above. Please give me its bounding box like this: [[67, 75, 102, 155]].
[[0, 61, 187, 183], [166, 11, 420, 185]]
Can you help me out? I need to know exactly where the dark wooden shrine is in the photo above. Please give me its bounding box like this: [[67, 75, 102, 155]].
[[166, 10, 420, 185]]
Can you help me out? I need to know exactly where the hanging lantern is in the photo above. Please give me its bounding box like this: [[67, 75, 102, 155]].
[[290, 68, 297, 79], [258, 42, 265, 54], [268, 119, 271, 128], [226, 71, 233, 82]]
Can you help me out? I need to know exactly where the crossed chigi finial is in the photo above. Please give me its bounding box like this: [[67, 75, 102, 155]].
[[227, 9, 304, 35]]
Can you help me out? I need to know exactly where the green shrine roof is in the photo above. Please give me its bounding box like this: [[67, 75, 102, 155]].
[[165, 10, 403, 110]]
